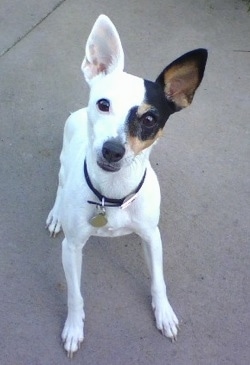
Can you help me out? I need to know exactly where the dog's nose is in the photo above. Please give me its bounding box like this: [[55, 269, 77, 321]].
[[102, 140, 125, 163]]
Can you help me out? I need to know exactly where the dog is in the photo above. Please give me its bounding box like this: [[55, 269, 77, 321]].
[[46, 14, 207, 357]]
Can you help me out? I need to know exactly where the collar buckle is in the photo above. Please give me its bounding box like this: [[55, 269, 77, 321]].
[[120, 193, 138, 209]]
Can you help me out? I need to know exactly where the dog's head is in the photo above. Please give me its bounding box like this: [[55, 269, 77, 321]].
[[82, 15, 207, 172]]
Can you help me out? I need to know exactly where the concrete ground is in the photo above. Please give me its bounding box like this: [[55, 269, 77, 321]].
[[0, 0, 249, 364]]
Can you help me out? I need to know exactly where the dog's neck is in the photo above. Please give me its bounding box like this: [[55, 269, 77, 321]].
[[85, 150, 150, 200]]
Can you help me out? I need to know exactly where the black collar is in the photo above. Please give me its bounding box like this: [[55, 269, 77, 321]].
[[84, 159, 146, 208]]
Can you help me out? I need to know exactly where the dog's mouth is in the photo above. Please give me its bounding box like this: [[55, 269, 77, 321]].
[[97, 160, 121, 172]]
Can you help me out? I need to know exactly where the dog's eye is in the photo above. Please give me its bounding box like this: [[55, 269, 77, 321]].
[[141, 114, 157, 128], [97, 99, 110, 112]]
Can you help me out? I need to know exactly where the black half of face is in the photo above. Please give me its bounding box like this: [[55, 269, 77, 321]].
[[126, 79, 174, 141]]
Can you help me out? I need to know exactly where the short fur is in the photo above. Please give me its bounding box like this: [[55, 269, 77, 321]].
[[46, 15, 207, 357]]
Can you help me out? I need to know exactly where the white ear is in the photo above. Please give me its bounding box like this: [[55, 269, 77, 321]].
[[81, 15, 124, 84]]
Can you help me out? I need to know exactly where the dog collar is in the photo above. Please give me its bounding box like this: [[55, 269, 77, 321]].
[[84, 160, 146, 208]]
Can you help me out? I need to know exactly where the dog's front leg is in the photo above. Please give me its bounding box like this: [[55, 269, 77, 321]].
[[61, 238, 86, 357], [141, 227, 179, 340]]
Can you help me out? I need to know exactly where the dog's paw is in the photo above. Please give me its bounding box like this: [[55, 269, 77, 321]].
[[152, 297, 179, 341], [46, 210, 62, 237], [62, 311, 85, 358]]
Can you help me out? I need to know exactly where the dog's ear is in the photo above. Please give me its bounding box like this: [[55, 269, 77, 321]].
[[156, 49, 208, 111], [81, 15, 124, 84]]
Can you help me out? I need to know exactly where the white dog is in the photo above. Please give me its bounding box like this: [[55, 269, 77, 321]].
[[46, 14, 207, 357]]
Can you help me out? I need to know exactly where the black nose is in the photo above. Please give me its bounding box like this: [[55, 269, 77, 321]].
[[102, 140, 125, 163]]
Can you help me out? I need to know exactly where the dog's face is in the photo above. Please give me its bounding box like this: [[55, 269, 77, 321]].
[[82, 15, 207, 172], [87, 72, 174, 172]]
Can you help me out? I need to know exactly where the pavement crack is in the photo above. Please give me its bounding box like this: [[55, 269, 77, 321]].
[[0, 0, 66, 58]]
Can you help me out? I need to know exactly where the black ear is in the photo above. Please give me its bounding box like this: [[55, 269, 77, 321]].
[[156, 49, 208, 111]]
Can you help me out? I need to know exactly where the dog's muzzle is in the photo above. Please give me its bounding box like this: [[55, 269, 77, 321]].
[[97, 139, 125, 172]]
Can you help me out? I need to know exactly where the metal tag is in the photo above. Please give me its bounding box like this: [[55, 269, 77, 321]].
[[89, 206, 108, 227], [90, 213, 108, 227]]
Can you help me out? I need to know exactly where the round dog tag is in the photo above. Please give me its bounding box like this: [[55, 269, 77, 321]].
[[90, 213, 108, 227]]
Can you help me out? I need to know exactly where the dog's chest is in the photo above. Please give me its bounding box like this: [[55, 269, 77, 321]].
[[90, 206, 134, 237]]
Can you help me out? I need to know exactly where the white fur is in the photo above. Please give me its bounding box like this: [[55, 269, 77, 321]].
[[46, 15, 179, 357]]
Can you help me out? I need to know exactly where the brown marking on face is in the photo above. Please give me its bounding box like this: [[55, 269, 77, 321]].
[[128, 129, 163, 155], [163, 61, 199, 108], [137, 103, 153, 117]]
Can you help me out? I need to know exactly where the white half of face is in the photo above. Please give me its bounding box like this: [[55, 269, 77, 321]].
[[87, 71, 145, 152]]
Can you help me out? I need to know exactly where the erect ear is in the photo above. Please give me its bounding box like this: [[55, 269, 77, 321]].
[[156, 49, 208, 111], [81, 14, 124, 84]]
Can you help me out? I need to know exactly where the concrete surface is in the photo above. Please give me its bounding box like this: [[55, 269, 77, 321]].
[[0, 0, 249, 364]]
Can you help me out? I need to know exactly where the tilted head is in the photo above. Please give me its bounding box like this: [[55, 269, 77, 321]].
[[82, 15, 207, 172]]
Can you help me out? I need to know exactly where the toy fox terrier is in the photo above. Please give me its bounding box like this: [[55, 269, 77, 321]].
[[46, 14, 207, 357]]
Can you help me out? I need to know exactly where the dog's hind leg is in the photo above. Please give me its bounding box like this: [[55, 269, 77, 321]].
[[61, 237, 86, 357], [46, 111, 86, 237], [46, 121, 72, 237], [46, 164, 64, 237], [140, 227, 179, 341]]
